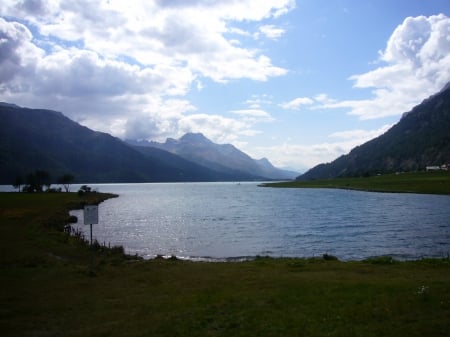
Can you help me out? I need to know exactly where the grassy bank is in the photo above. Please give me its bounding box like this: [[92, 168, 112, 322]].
[[262, 171, 450, 195], [1, 192, 450, 336]]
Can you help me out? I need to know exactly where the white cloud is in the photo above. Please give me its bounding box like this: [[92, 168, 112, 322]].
[[0, 0, 291, 82], [248, 141, 349, 171], [329, 14, 450, 120], [231, 109, 272, 118], [244, 94, 273, 109], [0, 0, 293, 142], [280, 97, 314, 110], [0, 18, 44, 85], [177, 113, 252, 144], [248, 124, 393, 171], [280, 94, 339, 112], [258, 25, 286, 40], [313, 93, 336, 104], [328, 124, 392, 141]]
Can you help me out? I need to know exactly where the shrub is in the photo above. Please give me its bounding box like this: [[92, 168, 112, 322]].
[[77, 185, 92, 196], [322, 253, 339, 261]]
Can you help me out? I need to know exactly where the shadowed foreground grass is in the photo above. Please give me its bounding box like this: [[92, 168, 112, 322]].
[[262, 171, 450, 195], [1, 192, 450, 337]]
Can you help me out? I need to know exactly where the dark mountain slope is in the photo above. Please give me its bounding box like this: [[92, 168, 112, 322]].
[[298, 83, 450, 180], [131, 145, 255, 181], [0, 104, 245, 183], [130, 133, 298, 180]]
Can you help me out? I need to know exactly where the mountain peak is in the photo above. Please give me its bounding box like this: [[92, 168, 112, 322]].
[[138, 132, 297, 180], [179, 132, 211, 144]]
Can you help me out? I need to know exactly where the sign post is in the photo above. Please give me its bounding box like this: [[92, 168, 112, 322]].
[[84, 205, 98, 275]]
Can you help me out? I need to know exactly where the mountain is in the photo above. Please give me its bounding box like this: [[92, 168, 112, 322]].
[[298, 83, 450, 180], [128, 133, 298, 180], [0, 104, 256, 183]]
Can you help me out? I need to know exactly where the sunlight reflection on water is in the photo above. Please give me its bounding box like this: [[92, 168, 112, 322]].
[[69, 182, 450, 261]]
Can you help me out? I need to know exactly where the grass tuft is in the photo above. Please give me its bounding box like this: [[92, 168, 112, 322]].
[[363, 256, 399, 265]]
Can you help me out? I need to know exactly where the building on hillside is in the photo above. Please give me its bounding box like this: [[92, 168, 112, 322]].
[[426, 164, 449, 171]]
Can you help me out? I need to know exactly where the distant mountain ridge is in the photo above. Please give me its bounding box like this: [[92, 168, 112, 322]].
[[0, 103, 295, 184], [128, 133, 298, 180], [0, 104, 268, 183], [298, 82, 450, 180]]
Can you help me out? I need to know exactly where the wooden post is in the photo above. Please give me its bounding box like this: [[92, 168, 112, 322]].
[[89, 223, 94, 276]]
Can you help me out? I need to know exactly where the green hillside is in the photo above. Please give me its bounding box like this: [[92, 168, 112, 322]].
[[299, 83, 450, 180]]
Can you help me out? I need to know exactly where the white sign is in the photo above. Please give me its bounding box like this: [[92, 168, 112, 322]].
[[84, 205, 99, 225]]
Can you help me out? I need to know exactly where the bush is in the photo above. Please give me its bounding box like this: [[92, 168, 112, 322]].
[[77, 185, 92, 196], [322, 253, 339, 261]]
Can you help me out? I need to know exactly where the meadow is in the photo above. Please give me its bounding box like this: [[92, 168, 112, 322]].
[[263, 171, 450, 195], [1, 191, 450, 336]]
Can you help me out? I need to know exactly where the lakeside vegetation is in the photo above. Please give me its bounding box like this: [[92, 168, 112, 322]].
[[1, 192, 450, 336], [262, 171, 450, 195]]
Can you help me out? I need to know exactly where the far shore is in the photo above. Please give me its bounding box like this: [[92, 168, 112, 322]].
[[261, 171, 450, 195]]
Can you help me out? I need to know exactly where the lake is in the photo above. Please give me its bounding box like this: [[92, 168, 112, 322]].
[[68, 182, 450, 261]]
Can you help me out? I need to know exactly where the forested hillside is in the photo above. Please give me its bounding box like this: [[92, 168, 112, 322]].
[[0, 103, 251, 183], [298, 83, 450, 180]]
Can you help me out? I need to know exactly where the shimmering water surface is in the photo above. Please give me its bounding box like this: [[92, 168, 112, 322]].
[[69, 182, 450, 261]]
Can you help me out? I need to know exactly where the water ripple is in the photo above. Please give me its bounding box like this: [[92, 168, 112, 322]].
[[71, 182, 450, 261]]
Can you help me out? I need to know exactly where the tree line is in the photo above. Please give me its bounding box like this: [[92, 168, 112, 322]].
[[12, 170, 74, 193]]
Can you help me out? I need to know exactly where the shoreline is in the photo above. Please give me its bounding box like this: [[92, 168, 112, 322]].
[[142, 253, 450, 264], [260, 171, 450, 195]]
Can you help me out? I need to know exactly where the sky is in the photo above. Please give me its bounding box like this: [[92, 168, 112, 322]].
[[1, 0, 450, 172]]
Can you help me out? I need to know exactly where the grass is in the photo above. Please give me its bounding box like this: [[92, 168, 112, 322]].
[[1, 192, 450, 336], [262, 171, 450, 195]]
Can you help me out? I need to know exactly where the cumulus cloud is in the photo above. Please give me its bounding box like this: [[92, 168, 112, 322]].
[[178, 113, 252, 144], [0, 18, 44, 85], [0, 0, 293, 142], [0, 0, 290, 81], [288, 14, 450, 122], [329, 14, 450, 119]]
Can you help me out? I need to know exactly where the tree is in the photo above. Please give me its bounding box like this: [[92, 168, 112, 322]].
[[36, 170, 51, 191], [77, 185, 92, 195], [24, 170, 51, 192], [12, 175, 24, 192], [57, 174, 75, 192]]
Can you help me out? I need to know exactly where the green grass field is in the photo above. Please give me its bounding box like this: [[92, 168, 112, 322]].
[[263, 171, 450, 195], [1, 192, 450, 336]]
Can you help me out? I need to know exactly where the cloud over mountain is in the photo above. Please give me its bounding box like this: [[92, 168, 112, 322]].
[[1, 2, 450, 172], [0, 0, 292, 141]]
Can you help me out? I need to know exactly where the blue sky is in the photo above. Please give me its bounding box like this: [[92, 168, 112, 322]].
[[1, 0, 450, 171]]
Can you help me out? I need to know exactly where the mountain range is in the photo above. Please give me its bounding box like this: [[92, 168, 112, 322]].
[[0, 103, 295, 184], [2, 80, 449, 185], [127, 133, 297, 180], [298, 82, 450, 180]]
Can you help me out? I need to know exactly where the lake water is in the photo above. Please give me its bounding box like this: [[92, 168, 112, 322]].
[[68, 182, 450, 261]]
